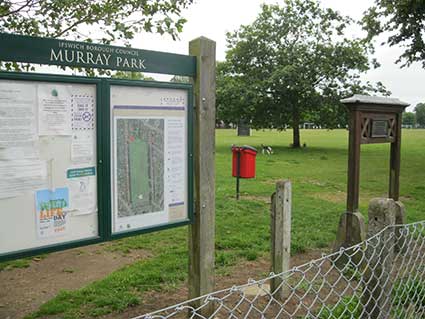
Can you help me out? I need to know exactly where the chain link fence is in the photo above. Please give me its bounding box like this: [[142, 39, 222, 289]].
[[134, 221, 425, 319]]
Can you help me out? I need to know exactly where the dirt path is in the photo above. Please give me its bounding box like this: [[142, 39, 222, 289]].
[[0, 245, 150, 319], [99, 250, 325, 319], [0, 245, 326, 319]]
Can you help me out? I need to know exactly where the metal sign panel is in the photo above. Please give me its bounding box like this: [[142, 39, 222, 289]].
[[371, 120, 389, 138]]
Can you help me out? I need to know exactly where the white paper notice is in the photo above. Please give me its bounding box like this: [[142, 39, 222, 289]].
[[68, 176, 96, 215], [38, 84, 72, 135], [0, 160, 48, 199], [0, 81, 37, 148], [71, 94, 95, 130], [166, 118, 186, 205], [71, 131, 94, 163], [0, 146, 39, 160]]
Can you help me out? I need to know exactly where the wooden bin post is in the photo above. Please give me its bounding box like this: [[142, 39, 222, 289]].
[[270, 180, 292, 300], [188, 37, 216, 314]]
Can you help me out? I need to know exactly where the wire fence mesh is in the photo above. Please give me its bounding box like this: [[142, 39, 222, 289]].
[[134, 221, 425, 319]]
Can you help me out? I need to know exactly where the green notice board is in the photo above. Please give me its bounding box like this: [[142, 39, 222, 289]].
[[0, 32, 195, 262], [0, 72, 194, 262]]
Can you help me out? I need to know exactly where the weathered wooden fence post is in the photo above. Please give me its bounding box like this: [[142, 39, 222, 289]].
[[188, 37, 216, 315], [270, 180, 292, 300], [362, 198, 396, 319]]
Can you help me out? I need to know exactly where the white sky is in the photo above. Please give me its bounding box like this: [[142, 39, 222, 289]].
[[130, 0, 424, 111]]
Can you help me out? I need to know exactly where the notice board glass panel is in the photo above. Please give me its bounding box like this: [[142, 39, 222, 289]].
[[110, 84, 190, 234], [0, 78, 99, 256]]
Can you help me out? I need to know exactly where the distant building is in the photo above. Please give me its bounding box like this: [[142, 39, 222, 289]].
[[302, 122, 320, 129]]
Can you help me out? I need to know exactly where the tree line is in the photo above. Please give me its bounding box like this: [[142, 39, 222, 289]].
[[403, 104, 425, 127], [1, 0, 424, 145], [216, 0, 425, 146]]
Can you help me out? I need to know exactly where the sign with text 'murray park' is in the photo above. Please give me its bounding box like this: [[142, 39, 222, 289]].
[[0, 33, 196, 76]]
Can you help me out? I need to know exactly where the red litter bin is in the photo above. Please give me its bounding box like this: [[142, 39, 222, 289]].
[[231, 145, 257, 199], [232, 145, 257, 178]]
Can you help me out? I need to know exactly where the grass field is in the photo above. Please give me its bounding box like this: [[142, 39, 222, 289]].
[[8, 129, 425, 318]]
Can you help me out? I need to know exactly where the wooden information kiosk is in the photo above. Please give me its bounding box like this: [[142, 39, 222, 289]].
[[335, 95, 409, 248]]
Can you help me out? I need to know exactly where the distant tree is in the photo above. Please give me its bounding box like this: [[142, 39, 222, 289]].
[[112, 71, 155, 81], [415, 103, 425, 127], [223, 0, 388, 147], [0, 0, 193, 72], [216, 61, 253, 126], [403, 112, 416, 126], [0, 0, 192, 41], [363, 1, 425, 67]]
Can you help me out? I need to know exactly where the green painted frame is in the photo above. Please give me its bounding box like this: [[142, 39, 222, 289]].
[[0, 73, 194, 262]]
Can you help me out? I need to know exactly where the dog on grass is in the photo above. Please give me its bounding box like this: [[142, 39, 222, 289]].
[[261, 144, 273, 155]]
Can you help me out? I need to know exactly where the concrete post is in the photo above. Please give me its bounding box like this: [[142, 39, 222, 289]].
[[362, 198, 396, 319], [334, 211, 366, 249], [394, 201, 406, 253]]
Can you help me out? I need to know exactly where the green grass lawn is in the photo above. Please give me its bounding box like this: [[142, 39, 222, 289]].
[[15, 129, 425, 318]]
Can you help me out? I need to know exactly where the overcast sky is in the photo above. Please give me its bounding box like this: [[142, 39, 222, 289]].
[[131, 0, 424, 111]]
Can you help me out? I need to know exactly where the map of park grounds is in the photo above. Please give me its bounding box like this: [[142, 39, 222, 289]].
[[116, 118, 164, 217]]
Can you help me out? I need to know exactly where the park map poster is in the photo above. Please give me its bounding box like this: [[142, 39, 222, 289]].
[[110, 85, 189, 233]]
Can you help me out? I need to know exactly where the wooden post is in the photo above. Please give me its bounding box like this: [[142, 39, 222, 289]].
[[188, 37, 216, 314], [270, 180, 291, 301], [346, 109, 362, 214], [236, 151, 241, 200], [345, 109, 362, 247], [389, 112, 402, 201]]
